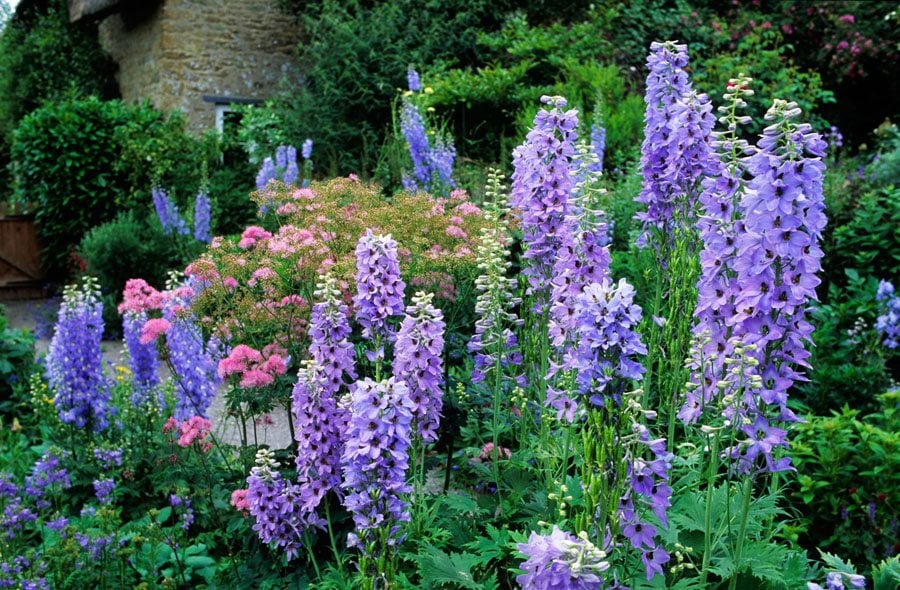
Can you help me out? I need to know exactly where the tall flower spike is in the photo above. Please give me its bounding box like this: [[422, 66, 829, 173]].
[[681, 74, 755, 423], [341, 377, 415, 555], [635, 42, 715, 256], [510, 95, 579, 304], [310, 273, 357, 394], [246, 448, 310, 561], [152, 187, 189, 236], [193, 190, 211, 243], [122, 311, 161, 406], [354, 230, 406, 356], [726, 99, 827, 475], [163, 285, 222, 421], [292, 360, 346, 513], [46, 278, 112, 431], [393, 291, 446, 442], [468, 170, 523, 386]]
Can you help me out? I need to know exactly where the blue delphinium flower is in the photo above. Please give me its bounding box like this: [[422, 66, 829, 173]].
[[301, 138, 313, 161], [309, 273, 357, 394], [256, 156, 276, 190], [875, 279, 898, 349], [516, 526, 610, 589], [590, 120, 606, 173], [152, 187, 189, 236], [407, 67, 421, 92], [400, 100, 432, 191], [354, 230, 406, 356], [283, 145, 299, 186], [393, 291, 446, 442], [727, 99, 828, 475], [93, 478, 115, 505], [193, 190, 211, 243], [25, 452, 70, 509], [341, 377, 415, 554], [511, 95, 579, 304], [247, 448, 311, 561], [163, 285, 222, 421], [808, 570, 866, 590], [122, 311, 161, 406], [635, 41, 715, 256], [46, 279, 112, 431]]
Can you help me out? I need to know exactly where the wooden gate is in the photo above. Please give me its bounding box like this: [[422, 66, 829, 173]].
[[0, 214, 46, 300]]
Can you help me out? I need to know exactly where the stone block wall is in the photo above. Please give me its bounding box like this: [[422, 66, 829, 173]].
[[99, 0, 300, 132]]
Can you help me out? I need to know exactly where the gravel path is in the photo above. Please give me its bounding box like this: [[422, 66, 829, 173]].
[[2, 298, 294, 449]]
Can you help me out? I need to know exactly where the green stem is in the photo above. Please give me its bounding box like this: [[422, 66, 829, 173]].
[[728, 477, 754, 590], [700, 431, 720, 587]]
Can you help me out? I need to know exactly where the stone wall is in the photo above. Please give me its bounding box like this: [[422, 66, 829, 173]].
[[99, 0, 300, 132]]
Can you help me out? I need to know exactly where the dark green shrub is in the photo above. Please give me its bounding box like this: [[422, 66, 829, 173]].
[[11, 97, 238, 279], [830, 185, 900, 285], [0, 0, 117, 194], [791, 390, 899, 569], [0, 305, 37, 414], [79, 211, 182, 297]]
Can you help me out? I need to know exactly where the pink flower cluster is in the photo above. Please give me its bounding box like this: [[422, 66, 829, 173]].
[[238, 226, 273, 249], [139, 318, 171, 344], [118, 278, 166, 315], [164, 416, 213, 451], [478, 442, 512, 462], [218, 344, 288, 388], [231, 489, 250, 513]]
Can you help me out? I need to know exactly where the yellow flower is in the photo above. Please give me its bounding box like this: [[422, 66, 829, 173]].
[[424, 87, 434, 94]]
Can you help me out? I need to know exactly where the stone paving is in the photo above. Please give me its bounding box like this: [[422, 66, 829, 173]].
[[2, 298, 294, 449]]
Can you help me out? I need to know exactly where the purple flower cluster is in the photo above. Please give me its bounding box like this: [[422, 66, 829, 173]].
[[875, 280, 898, 349], [25, 453, 70, 509], [407, 67, 421, 92], [563, 279, 647, 415], [516, 526, 610, 589], [399, 73, 455, 193], [1, 473, 36, 540], [393, 291, 445, 442], [256, 145, 301, 190], [292, 362, 346, 514], [93, 478, 115, 505], [301, 138, 313, 161], [619, 426, 673, 580], [635, 42, 716, 254], [341, 377, 415, 554], [193, 191, 211, 243], [170, 494, 194, 530], [46, 280, 112, 431], [122, 311, 161, 406], [152, 187, 189, 236], [681, 75, 754, 422], [354, 230, 406, 350], [246, 448, 310, 561], [590, 120, 606, 173], [725, 99, 827, 474], [510, 95, 578, 301], [163, 287, 222, 421], [0, 556, 48, 590], [808, 571, 866, 590], [309, 274, 357, 394], [92, 448, 123, 469]]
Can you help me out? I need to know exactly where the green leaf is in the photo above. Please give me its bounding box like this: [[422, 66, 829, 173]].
[[417, 545, 486, 589]]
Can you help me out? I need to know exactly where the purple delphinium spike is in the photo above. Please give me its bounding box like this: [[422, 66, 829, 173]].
[[393, 291, 446, 442], [569, 279, 647, 410], [400, 99, 431, 191], [635, 41, 715, 257], [726, 99, 828, 475], [93, 478, 115, 505], [510, 95, 579, 305], [163, 285, 222, 421], [275, 145, 287, 171], [25, 453, 71, 510], [430, 135, 456, 189], [301, 139, 313, 161], [354, 230, 406, 356], [283, 146, 299, 186], [292, 362, 346, 514], [309, 274, 357, 393], [341, 377, 415, 554], [46, 279, 112, 431], [256, 156, 276, 191], [875, 280, 898, 349], [680, 75, 755, 423], [516, 526, 610, 589], [407, 68, 421, 92], [193, 191, 211, 243], [590, 121, 606, 173], [246, 448, 310, 561], [122, 311, 161, 406], [152, 187, 189, 236]]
